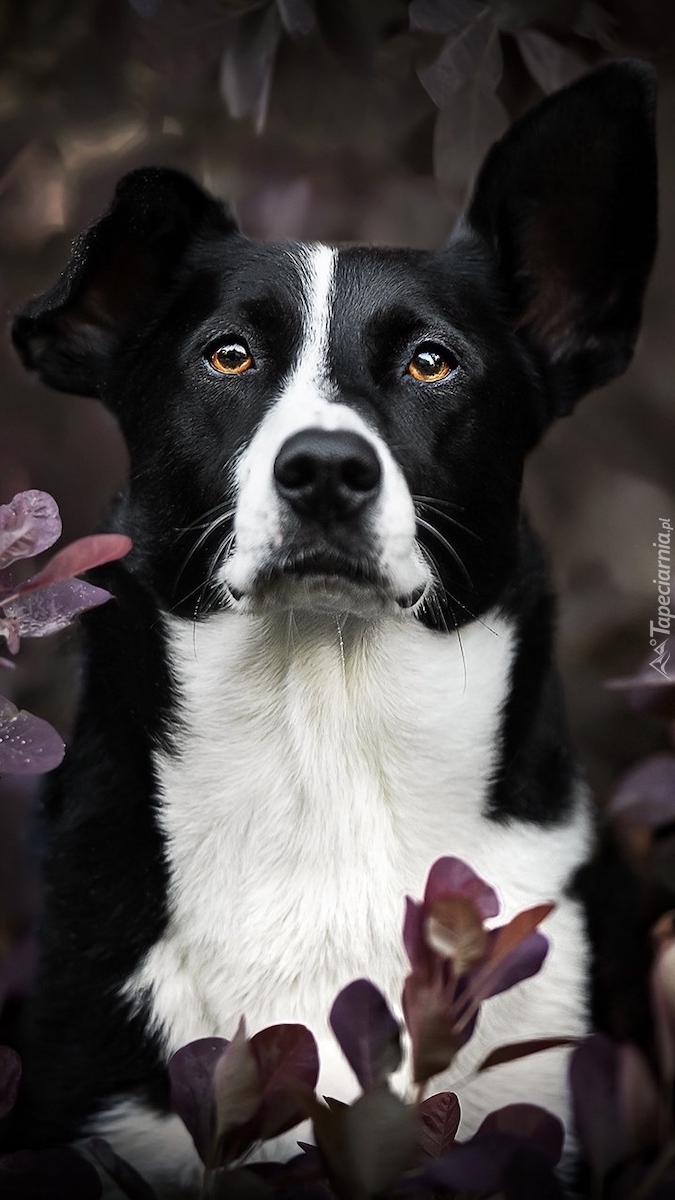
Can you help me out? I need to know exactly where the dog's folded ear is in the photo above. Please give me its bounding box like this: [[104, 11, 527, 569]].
[[459, 59, 657, 415], [12, 167, 237, 398]]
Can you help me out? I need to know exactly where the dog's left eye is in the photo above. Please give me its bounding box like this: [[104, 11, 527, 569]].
[[208, 341, 254, 375], [407, 343, 457, 383]]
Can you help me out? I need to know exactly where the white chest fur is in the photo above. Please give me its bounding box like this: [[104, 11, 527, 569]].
[[118, 608, 591, 1172]]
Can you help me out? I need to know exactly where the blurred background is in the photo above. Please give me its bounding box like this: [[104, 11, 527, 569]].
[[0, 0, 674, 954]]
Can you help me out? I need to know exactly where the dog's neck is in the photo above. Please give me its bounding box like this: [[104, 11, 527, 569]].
[[158, 607, 516, 865]]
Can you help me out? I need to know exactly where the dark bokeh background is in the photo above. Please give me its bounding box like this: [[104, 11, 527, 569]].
[[0, 0, 674, 944]]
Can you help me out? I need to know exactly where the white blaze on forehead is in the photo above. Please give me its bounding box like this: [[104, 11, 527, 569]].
[[223, 240, 429, 609], [293, 242, 338, 391]]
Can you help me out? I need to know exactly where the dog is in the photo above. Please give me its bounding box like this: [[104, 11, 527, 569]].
[[6, 60, 657, 1194]]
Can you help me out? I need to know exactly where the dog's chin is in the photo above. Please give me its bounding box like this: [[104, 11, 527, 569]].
[[228, 564, 424, 618], [249, 572, 394, 617]]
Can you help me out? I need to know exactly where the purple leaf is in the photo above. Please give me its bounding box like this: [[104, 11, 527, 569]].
[[0, 1148, 102, 1198], [86, 1138, 158, 1200], [0, 618, 20, 655], [410, 0, 482, 34], [422, 1130, 530, 1192], [418, 14, 502, 109], [402, 969, 463, 1083], [0, 491, 61, 571], [1, 534, 131, 601], [569, 1035, 625, 1179], [329, 980, 401, 1090], [424, 857, 500, 919], [418, 1091, 461, 1157], [617, 1042, 660, 1156], [516, 31, 587, 94], [468, 929, 550, 1004], [0, 697, 65, 775], [344, 1086, 418, 1195], [501, 1144, 566, 1200], [220, 6, 282, 134], [607, 754, 675, 831], [433, 81, 508, 195], [168, 1037, 230, 1164], [477, 1036, 578, 1074], [403, 896, 434, 975], [0, 655, 16, 670], [4, 579, 113, 639], [235, 1023, 319, 1147], [276, 0, 314, 37], [0, 1046, 21, 1119], [476, 1104, 564, 1166], [212, 1019, 261, 1161]]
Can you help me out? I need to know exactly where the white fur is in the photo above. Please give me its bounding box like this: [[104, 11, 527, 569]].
[[224, 243, 429, 610], [89, 242, 592, 1191], [92, 608, 592, 1189]]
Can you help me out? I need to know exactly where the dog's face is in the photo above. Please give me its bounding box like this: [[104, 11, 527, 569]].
[[13, 63, 657, 629]]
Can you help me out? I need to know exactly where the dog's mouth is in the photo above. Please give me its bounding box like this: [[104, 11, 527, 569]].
[[231, 546, 425, 612]]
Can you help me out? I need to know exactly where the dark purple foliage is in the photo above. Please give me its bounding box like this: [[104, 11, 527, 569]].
[[423, 856, 500, 919], [329, 979, 402, 1090], [476, 1104, 564, 1166], [501, 1144, 566, 1200], [418, 1090, 461, 1157], [220, 5, 283, 133], [0, 532, 131, 600], [0, 491, 61, 569], [569, 1034, 627, 1179], [168, 1036, 230, 1164], [0, 491, 132, 775], [0, 1148, 103, 1199], [420, 1104, 563, 1194], [86, 1139, 158, 1200], [228, 1023, 320, 1156], [0, 697, 66, 775], [3, 579, 114, 639], [422, 1129, 546, 1193], [0, 1045, 21, 1119], [607, 753, 675, 831], [169, 1023, 319, 1168], [402, 857, 553, 1083]]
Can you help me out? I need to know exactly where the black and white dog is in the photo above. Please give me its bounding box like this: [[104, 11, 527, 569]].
[[7, 61, 656, 1192]]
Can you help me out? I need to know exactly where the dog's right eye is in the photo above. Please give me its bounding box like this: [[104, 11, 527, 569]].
[[208, 341, 254, 375]]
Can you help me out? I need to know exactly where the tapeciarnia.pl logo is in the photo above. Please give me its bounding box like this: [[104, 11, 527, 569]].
[[650, 517, 673, 679]]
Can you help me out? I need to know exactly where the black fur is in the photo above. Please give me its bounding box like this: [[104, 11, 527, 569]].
[[3, 61, 658, 1153]]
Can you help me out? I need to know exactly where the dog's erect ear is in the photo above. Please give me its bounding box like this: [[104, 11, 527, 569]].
[[12, 167, 237, 398], [459, 60, 657, 415]]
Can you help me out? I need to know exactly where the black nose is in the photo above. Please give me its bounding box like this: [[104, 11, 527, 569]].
[[273, 429, 381, 522]]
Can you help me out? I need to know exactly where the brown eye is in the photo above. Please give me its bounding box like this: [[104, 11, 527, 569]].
[[209, 341, 253, 375], [407, 344, 456, 383]]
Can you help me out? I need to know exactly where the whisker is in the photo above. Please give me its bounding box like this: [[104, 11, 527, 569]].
[[414, 501, 480, 542], [411, 494, 465, 511], [418, 543, 467, 692], [416, 539, 497, 638], [415, 516, 472, 587], [335, 616, 346, 684], [174, 507, 235, 593]]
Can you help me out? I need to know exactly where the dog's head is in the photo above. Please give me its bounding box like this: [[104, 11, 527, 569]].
[[13, 62, 657, 628]]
